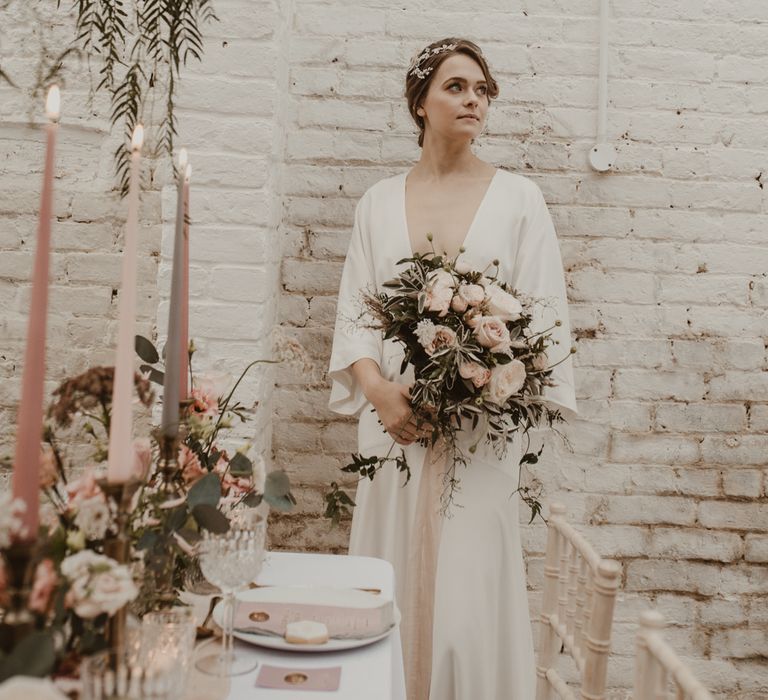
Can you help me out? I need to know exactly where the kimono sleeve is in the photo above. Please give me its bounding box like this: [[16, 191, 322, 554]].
[[327, 192, 383, 416], [511, 182, 578, 418]]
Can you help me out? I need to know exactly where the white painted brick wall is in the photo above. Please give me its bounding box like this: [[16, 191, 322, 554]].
[[2, 1, 767, 696], [272, 2, 768, 696]]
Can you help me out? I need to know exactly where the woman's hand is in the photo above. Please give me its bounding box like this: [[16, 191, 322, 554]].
[[351, 358, 432, 445], [368, 380, 430, 446]]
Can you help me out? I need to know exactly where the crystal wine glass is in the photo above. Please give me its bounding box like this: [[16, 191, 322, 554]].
[[194, 510, 266, 676]]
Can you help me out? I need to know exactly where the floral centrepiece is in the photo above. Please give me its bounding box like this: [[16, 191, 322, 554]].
[[326, 246, 573, 523]]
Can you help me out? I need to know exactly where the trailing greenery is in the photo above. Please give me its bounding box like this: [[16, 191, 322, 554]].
[[60, 0, 218, 193]]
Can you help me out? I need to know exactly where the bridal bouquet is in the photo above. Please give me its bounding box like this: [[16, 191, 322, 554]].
[[325, 244, 572, 523]]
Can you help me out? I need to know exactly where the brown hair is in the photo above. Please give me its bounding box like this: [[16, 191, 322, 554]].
[[405, 38, 499, 148]]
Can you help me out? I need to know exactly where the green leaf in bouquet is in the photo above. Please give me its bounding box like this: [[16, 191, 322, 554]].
[[140, 364, 165, 386], [187, 473, 222, 509], [136, 529, 160, 550], [0, 630, 56, 682], [176, 527, 202, 545], [191, 504, 230, 533], [241, 491, 263, 508], [228, 451, 253, 477], [135, 335, 160, 364], [263, 470, 296, 512], [166, 505, 190, 533]]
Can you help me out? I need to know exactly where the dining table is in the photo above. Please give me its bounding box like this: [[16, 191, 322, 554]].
[[183, 551, 407, 700]]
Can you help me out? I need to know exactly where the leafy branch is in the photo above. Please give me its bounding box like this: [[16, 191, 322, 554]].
[[60, 0, 219, 194]]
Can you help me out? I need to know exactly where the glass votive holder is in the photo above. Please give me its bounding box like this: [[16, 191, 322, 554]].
[[81, 648, 180, 700], [139, 607, 197, 693]]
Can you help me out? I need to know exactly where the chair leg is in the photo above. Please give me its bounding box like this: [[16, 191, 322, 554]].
[[536, 504, 566, 700], [580, 560, 621, 700]]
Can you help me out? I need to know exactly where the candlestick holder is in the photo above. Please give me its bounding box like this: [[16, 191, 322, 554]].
[[0, 539, 37, 653], [157, 433, 183, 493], [97, 478, 141, 656], [149, 433, 187, 608]]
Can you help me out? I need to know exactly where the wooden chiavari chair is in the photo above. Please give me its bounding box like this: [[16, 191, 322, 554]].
[[536, 502, 622, 700], [633, 610, 714, 700]]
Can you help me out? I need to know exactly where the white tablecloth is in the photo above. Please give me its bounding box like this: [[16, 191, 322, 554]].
[[184, 551, 406, 700]]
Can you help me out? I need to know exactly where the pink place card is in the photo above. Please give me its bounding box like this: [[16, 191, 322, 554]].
[[234, 601, 392, 639], [256, 664, 341, 691]]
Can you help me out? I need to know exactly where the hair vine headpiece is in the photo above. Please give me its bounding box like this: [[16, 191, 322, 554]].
[[408, 42, 458, 79]]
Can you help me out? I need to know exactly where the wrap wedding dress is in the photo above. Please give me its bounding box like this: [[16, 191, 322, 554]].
[[328, 168, 577, 700]]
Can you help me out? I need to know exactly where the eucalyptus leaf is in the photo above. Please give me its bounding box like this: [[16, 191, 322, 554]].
[[192, 504, 230, 533], [135, 334, 159, 364], [0, 630, 56, 682], [139, 364, 165, 386], [187, 473, 222, 509], [242, 492, 263, 508], [136, 529, 160, 550], [228, 452, 252, 477], [263, 470, 296, 512]]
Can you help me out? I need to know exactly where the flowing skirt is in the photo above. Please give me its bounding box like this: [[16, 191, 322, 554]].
[[349, 406, 536, 700]]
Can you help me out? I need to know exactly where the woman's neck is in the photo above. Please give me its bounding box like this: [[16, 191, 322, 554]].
[[412, 137, 490, 180]]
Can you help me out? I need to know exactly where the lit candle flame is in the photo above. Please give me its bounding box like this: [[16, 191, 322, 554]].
[[185, 163, 192, 182], [45, 85, 60, 122], [131, 124, 144, 151], [178, 148, 188, 170]]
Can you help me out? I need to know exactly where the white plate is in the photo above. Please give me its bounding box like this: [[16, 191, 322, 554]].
[[213, 589, 401, 653]]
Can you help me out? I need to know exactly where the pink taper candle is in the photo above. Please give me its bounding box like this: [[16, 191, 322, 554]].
[[107, 124, 144, 483], [179, 163, 191, 400], [12, 85, 60, 540]]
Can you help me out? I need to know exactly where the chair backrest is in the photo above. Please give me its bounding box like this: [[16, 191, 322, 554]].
[[535, 502, 622, 700], [633, 610, 714, 700]]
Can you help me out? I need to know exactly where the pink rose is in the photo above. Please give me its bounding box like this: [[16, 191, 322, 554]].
[[179, 445, 205, 485], [454, 260, 472, 275], [424, 269, 455, 317], [65, 469, 102, 507], [423, 325, 457, 356], [463, 309, 481, 329], [132, 438, 153, 481], [485, 285, 523, 322], [473, 316, 512, 352], [39, 446, 58, 490], [459, 362, 491, 388], [450, 294, 468, 313], [29, 559, 57, 615], [458, 284, 485, 308], [485, 360, 527, 405]]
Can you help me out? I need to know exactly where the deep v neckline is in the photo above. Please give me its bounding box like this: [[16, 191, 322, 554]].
[[401, 169, 500, 258]]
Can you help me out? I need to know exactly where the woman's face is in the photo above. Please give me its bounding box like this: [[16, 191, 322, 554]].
[[418, 53, 489, 144]]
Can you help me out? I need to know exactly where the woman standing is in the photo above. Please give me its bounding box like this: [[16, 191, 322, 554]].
[[328, 38, 577, 700]]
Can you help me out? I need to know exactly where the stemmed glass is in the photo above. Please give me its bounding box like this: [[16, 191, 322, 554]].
[[194, 509, 266, 676]]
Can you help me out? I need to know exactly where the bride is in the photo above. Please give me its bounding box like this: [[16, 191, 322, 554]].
[[328, 38, 577, 700]]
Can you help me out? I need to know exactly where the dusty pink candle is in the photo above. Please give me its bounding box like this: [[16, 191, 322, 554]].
[[107, 125, 144, 483], [180, 164, 191, 400], [12, 86, 60, 539]]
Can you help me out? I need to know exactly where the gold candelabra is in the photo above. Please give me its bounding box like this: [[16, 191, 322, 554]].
[[97, 478, 141, 655]]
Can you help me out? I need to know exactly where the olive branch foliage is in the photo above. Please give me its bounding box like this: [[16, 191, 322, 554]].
[[57, 0, 218, 194]]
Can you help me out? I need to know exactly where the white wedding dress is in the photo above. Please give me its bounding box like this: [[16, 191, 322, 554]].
[[328, 169, 577, 700]]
